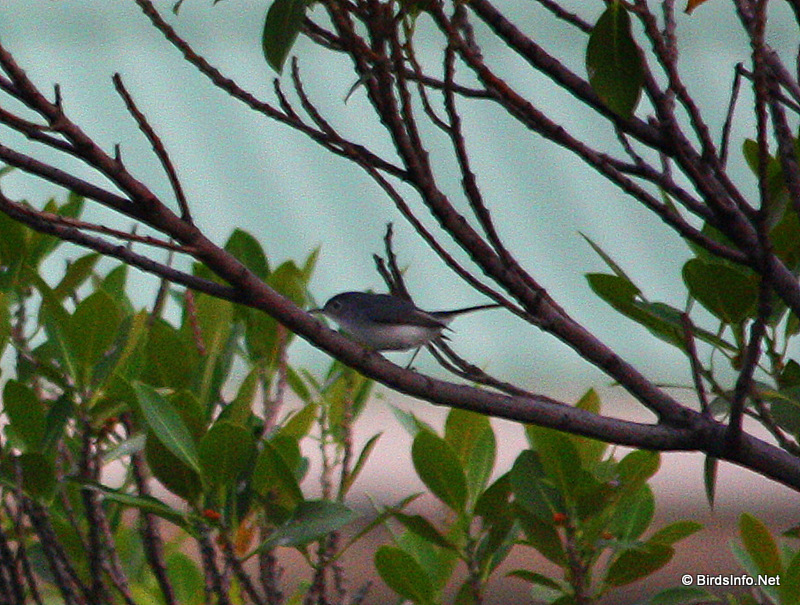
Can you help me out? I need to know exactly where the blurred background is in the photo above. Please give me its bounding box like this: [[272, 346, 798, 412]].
[[0, 0, 798, 601]]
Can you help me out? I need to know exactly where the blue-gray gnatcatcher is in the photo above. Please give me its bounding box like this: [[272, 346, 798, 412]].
[[310, 291, 500, 351]]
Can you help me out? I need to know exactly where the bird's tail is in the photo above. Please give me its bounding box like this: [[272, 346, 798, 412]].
[[434, 303, 502, 321]]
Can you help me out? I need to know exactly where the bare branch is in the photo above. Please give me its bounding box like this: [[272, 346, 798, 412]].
[[0, 190, 238, 302], [112, 73, 193, 223]]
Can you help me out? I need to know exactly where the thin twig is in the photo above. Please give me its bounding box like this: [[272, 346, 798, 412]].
[[112, 73, 193, 223], [534, 0, 592, 32], [442, 20, 514, 267], [0, 190, 240, 304], [124, 416, 179, 605], [750, 396, 800, 456], [0, 523, 27, 605], [681, 313, 710, 416], [720, 64, 745, 166], [428, 339, 537, 398], [197, 523, 232, 605], [727, 0, 771, 450], [79, 423, 112, 605], [133, 0, 406, 179], [217, 533, 267, 605], [376, 222, 410, 299], [24, 498, 89, 605]]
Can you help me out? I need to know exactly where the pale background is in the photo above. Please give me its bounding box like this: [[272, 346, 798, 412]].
[[0, 0, 798, 601]]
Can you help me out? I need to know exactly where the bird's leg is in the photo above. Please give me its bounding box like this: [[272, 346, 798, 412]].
[[405, 346, 423, 369]]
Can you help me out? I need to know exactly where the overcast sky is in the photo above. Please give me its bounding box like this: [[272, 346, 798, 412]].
[[0, 0, 796, 403]]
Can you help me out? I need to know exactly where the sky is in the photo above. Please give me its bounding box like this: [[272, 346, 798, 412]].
[[0, 0, 796, 404]]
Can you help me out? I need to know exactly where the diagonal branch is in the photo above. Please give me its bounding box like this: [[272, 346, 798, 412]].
[[112, 73, 193, 223]]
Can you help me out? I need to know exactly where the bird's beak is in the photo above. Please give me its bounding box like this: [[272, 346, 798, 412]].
[[308, 308, 324, 315]]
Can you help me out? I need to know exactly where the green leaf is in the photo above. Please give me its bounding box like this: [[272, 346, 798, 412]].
[[269, 260, 308, 306], [648, 586, 719, 605], [244, 308, 281, 365], [649, 520, 704, 546], [52, 253, 100, 301], [199, 421, 256, 491], [191, 293, 234, 356], [581, 232, 636, 284], [269, 434, 307, 481], [572, 389, 607, 465], [98, 264, 131, 309], [263, 0, 308, 73], [42, 394, 74, 453], [586, 1, 644, 117], [739, 513, 782, 577], [505, 570, 563, 592], [251, 441, 304, 522], [514, 504, 566, 566], [476, 518, 517, 575], [72, 290, 122, 364], [510, 450, 563, 520], [453, 581, 477, 605], [280, 401, 318, 440], [704, 455, 718, 508], [146, 434, 203, 503], [253, 500, 358, 552], [604, 543, 674, 587], [3, 380, 47, 451], [225, 366, 260, 427], [445, 409, 496, 506], [190, 293, 234, 408], [742, 138, 792, 232], [87, 310, 150, 412], [74, 480, 191, 530], [1, 452, 57, 503], [392, 511, 457, 550], [102, 433, 145, 463], [610, 484, 654, 542], [682, 259, 758, 324], [412, 430, 468, 513], [508, 570, 565, 602], [525, 425, 582, 504], [374, 545, 435, 605], [225, 229, 269, 279], [780, 547, 800, 605], [133, 382, 203, 477], [286, 365, 312, 403], [770, 207, 800, 273], [475, 473, 512, 523], [586, 273, 682, 350], [780, 360, 800, 389], [766, 388, 800, 436], [0, 209, 26, 273], [444, 408, 491, 463], [301, 245, 319, 281], [393, 528, 459, 592], [341, 432, 381, 496], [166, 552, 205, 605], [390, 404, 437, 436], [142, 318, 200, 390], [464, 427, 496, 508], [645, 301, 736, 352], [587, 271, 735, 352], [38, 287, 79, 381], [617, 450, 660, 496], [0, 292, 9, 357]]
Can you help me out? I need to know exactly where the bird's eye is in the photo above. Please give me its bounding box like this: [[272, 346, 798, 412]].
[[331, 300, 342, 310]]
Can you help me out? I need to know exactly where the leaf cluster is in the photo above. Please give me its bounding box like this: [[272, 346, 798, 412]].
[[373, 392, 702, 605]]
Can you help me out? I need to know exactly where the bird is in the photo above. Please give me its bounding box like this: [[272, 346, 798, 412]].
[[310, 291, 500, 352]]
